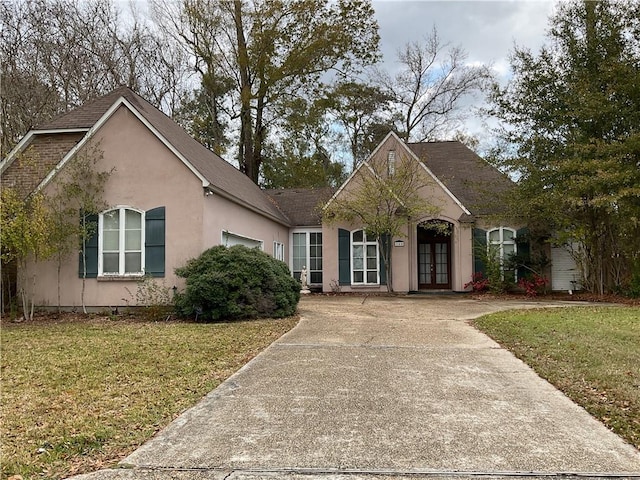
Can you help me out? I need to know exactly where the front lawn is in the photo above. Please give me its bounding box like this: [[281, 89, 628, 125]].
[[0, 314, 298, 479], [473, 306, 640, 449]]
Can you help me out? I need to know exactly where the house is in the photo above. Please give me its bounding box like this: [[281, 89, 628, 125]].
[[1, 87, 562, 310], [276, 132, 527, 293], [1, 87, 290, 309]]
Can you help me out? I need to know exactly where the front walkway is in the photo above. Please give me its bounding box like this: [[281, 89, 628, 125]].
[[71, 296, 640, 479]]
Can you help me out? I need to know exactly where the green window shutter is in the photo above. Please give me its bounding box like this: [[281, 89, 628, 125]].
[[338, 228, 350, 285], [145, 207, 165, 277], [379, 234, 390, 285], [473, 228, 487, 276], [79, 213, 98, 278], [516, 227, 531, 279]]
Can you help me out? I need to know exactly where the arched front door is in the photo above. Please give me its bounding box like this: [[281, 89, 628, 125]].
[[417, 222, 452, 290]]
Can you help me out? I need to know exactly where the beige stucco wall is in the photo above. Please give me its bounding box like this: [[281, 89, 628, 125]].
[[322, 135, 474, 293], [28, 106, 287, 309], [202, 194, 289, 257]]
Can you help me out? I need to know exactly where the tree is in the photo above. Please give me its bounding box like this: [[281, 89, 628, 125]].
[[155, 0, 380, 184], [489, 0, 640, 294], [262, 96, 345, 188], [323, 150, 440, 292], [374, 27, 493, 143], [47, 143, 112, 313], [0, 0, 189, 155], [0, 187, 54, 321], [324, 81, 395, 171]]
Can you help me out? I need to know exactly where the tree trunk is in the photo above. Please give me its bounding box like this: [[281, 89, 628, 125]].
[[233, 0, 255, 182], [57, 253, 62, 314]]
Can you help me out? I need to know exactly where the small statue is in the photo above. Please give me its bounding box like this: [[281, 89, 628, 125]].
[[300, 266, 310, 294]]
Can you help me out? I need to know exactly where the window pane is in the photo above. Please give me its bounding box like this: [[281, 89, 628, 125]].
[[367, 257, 377, 269], [366, 245, 377, 257], [103, 231, 119, 250], [354, 271, 363, 283], [125, 252, 142, 273], [310, 232, 322, 245], [103, 253, 119, 273], [503, 229, 515, 241], [367, 271, 377, 283], [489, 230, 500, 242], [503, 244, 515, 256], [293, 233, 306, 247], [353, 245, 363, 269], [125, 210, 141, 228], [310, 272, 322, 284], [293, 233, 306, 271], [103, 210, 119, 229], [125, 229, 141, 250], [353, 230, 363, 242]]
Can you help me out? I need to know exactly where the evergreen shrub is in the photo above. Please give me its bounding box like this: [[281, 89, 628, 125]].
[[174, 245, 300, 321]]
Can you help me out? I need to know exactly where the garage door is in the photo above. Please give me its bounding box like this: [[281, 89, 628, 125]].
[[551, 244, 581, 291], [222, 231, 263, 249]]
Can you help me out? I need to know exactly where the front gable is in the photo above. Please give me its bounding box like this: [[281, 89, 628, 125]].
[[326, 131, 469, 222]]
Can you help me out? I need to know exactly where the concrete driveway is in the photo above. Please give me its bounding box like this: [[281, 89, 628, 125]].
[[71, 296, 640, 479]]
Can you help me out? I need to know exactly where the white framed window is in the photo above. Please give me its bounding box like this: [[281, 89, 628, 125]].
[[351, 229, 379, 285], [488, 227, 517, 280], [99, 207, 145, 276], [291, 230, 322, 284], [273, 241, 285, 261]]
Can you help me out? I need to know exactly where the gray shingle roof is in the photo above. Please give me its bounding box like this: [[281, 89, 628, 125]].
[[407, 141, 513, 216], [265, 187, 336, 226], [39, 87, 290, 225]]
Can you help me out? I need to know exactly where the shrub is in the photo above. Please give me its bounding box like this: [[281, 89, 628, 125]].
[[174, 245, 300, 321], [124, 275, 174, 321], [465, 272, 490, 292], [517, 273, 549, 297]]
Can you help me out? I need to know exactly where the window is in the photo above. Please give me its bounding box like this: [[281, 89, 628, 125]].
[[387, 150, 396, 176], [292, 231, 322, 284], [488, 227, 517, 280], [352, 229, 379, 284], [81, 206, 165, 278], [99, 207, 144, 276], [273, 241, 285, 261]]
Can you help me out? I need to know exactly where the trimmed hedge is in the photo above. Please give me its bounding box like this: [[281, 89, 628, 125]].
[[174, 245, 300, 321]]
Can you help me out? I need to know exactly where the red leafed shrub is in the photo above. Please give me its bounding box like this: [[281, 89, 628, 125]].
[[465, 272, 490, 292], [518, 274, 549, 296]]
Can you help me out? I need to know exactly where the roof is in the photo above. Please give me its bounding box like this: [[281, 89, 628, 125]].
[[8, 87, 290, 225], [266, 187, 336, 226], [407, 141, 514, 216]]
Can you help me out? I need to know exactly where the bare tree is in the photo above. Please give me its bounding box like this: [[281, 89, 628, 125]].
[[374, 27, 493, 142], [0, 0, 190, 155]]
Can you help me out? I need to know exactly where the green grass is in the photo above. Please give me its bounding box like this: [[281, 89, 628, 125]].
[[0, 314, 298, 480], [473, 306, 640, 449]]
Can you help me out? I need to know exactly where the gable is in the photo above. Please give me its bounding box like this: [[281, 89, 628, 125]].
[[2, 87, 291, 226], [326, 132, 470, 221], [0, 132, 85, 198]]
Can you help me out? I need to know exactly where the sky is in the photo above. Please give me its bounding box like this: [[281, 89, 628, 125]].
[[370, 0, 558, 144]]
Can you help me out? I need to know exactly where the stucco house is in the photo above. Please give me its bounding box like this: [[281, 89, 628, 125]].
[[1, 87, 557, 310]]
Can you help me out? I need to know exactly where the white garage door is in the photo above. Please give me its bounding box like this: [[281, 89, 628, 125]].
[[222, 231, 263, 250], [551, 244, 581, 291]]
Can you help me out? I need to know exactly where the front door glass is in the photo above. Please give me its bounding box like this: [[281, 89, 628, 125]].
[[417, 224, 452, 289]]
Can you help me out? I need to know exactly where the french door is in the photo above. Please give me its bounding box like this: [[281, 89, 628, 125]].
[[418, 231, 451, 290]]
